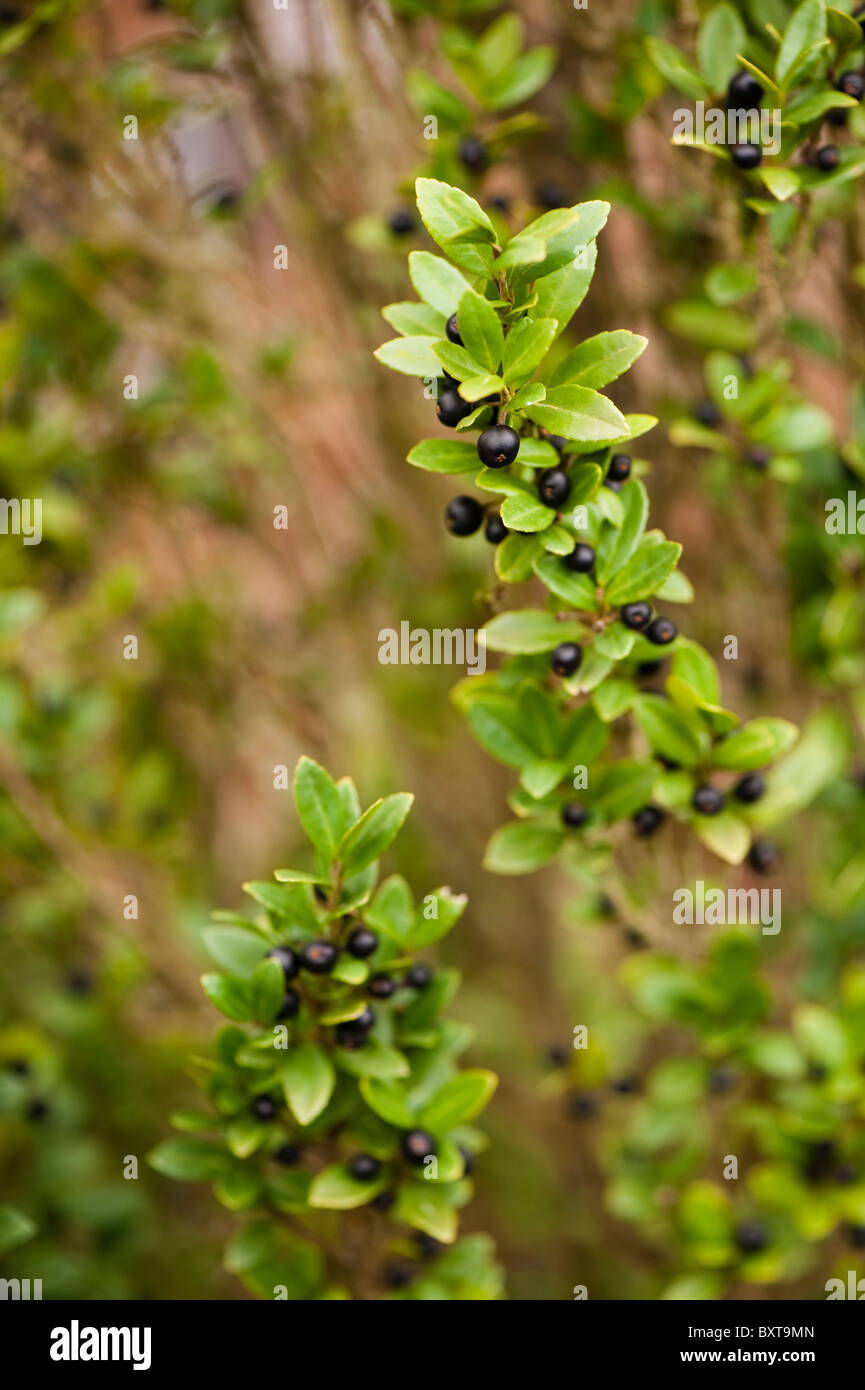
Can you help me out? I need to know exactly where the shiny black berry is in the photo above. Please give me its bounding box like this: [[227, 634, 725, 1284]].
[[561, 802, 588, 829], [478, 425, 520, 469], [815, 145, 840, 172], [607, 453, 631, 483], [838, 72, 865, 101], [458, 135, 488, 173], [485, 512, 508, 544], [538, 466, 571, 508], [620, 601, 652, 632], [402, 1128, 437, 1166], [564, 542, 595, 573], [693, 785, 724, 816], [267, 946, 299, 981], [735, 1222, 767, 1254], [436, 386, 472, 428], [731, 143, 762, 170], [445, 495, 483, 536], [695, 399, 721, 427], [336, 1008, 376, 1048], [368, 973, 396, 999], [633, 805, 665, 837], [748, 840, 780, 875], [405, 962, 433, 989], [347, 927, 378, 959], [536, 180, 567, 209], [301, 940, 339, 974], [275, 1143, 301, 1165], [734, 774, 765, 804], [727, 71, 763, 109], [646, 617, 677, 645], [252, 1096, 278, 1121], [551, 642, 582, 677], [276, 988, 300, 1020], [349, 1153, 381, 1182], [446, 312, 463, 345]]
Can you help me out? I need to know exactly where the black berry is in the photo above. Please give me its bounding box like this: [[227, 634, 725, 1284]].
[[693, 785, 725, 816], [275, 1143, 301, 1165], [405, 962, 433, 989], [446, 312, 462, 344], [388, 208, 414, 235], [314, 884, 328, 902], [567, 1093, 597, 1120], [267, 946, 299, 981], [252, 1096, 278, 1121], [402, 1128, 437, 1166], [536, 181, 567, 209], [695, 399, 721, 427], [414, 1231, 441, 1259], [373, 1191, 395, 1211], [708, 1067, 735, 1095], [646, 617, 677, 645], [604, 478, 622, 492], [564, 542, 595, 573], [815, 145, 840, 172], [610, 1075, 639, 1095], [384, 1262, 414, 1288], [368, 973, 396, 999], [561, 802, 588, 829], [436, 386, 472, 428], [633, 805, 665, 837], [726, 71, 763, 109], [734, 774, 765, 804], [27, 1098, 49, 1122], [607, 453, 631, 483], [347, 927, 378, 959], [458, 135, 487, 173], [349, 1153, 381, 1182], [546, 1045, 568, 1067], [478, 425, 519, 469], [731, 143, 762, 170], [748, 840, 780, 875], [538, 466, 571, 508], [459, 1146, 475, 1175], [277, 988, 300, 1020], [301, 939, 339, 974], [848, 1224, 865, 1248], [745, 445, 771, 470], [838, 72, 865, 101], [620, 602, 652, 632], [551, 642, 582, 677], [336, 1008, 376, 1048], [735, 1222, 767, 1254], [445, 495, 483, 536], [485, 512, 508, 544]]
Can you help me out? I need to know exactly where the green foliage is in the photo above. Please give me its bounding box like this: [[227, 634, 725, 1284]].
[[150, 758, 502, 1300]]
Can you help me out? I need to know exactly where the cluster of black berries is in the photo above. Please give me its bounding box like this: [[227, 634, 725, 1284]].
[[619, 602, 677, 646]]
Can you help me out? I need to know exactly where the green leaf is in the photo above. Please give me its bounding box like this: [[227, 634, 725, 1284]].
[[776, 0, 826, 87], [148, 1137, 230, 1182], [360, 1077, 415, 1128], [549, 330, 648, 390], [418, 1070, 498, 1132], [201, 972, 253, 1023], [374, 336, 441, 378], [525, 385, 628, 443], [594, 624, 635, 662], [693, 811, 750, 865], [382, 301, 446, 337], [712, 718, 798, 771], [405, 69, 470, 129], [596, 478, 649, 584], [606, 539, 682, 605], [294, 756, 347, 861], [457, 288, 504, 374], [406, 439, 478, 474], [280, 1044, 336, 1125], [534, 242, 598, 339], [704, 264, 759, 307], [214, 1167, 264, 1212], [759, 167, 802, 202], [408, 251, 470, 316], [308, 1163, 386, 1210], [534, 554, 596, 609], [203, 926, 266, 978], [501, 317, 559, 385], [337, 793, 414, 876], [593, 677, 636, 722], [485, 45, 556, 109], [592, 760, 657, 821], [432, 340, 487, 382], [409, 886, 468, 948], [334, 1039, 410, 1079], [793, 1003, 850, 1070], [468, 696, 537, 769], [250, 957, 286, 1022], [785, 89, 857, 123], [0, 1206, 36, 1256], [394, 1182, 458, 1243], [483, 818, 564, 874], [476, 12, 523, 75], [665, 300, 756, 352], [482, 609, 584, 654], [500, 493, 555, 532], [646, 35, 711, 99], [633, 695, 703, 766], [415, 178, 496, 277], [670, 641, 721, 706], [696, 3, 747, 90], [495, 532, 544, 581]]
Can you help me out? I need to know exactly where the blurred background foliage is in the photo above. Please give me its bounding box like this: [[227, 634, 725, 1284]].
[[1, 0, 864, 1300]]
